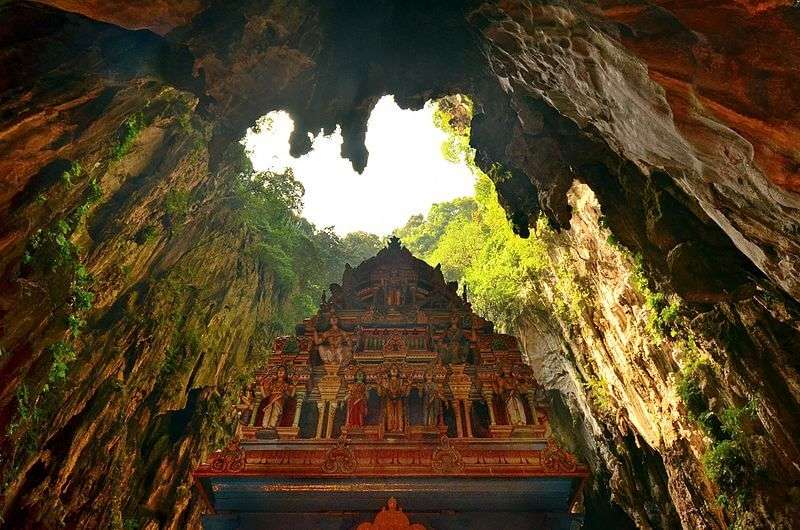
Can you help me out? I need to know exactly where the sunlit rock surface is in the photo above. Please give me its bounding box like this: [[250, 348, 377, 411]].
[[1, 1, 799, 528], [518, 183, 800, 528]]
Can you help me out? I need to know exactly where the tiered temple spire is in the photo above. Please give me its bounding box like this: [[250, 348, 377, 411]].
[[194, 238, 587, 529]]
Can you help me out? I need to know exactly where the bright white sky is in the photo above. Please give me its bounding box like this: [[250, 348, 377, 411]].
[[244, 96, 474, 236]]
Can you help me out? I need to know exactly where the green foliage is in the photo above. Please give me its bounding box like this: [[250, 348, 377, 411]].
[[432, 95, 475, 166], [629, 253, 681, 340], [399, 95, 584, 331], [339, 231, 385, 265], [48, 341, 77, 384], [395, 198, 477, 259], [5, 384, 41, 442], [61, 162, 82, 188], [120, 516, 141, 530], [585, 376, 614, 415], [676, 370, 707, 420], [703, 440, 751, 502], [87, 178, 103, 203], [160, 330, 200, 386], [673, 336, 757, 520], [134, 224, 160, 245], [113, 112, 146, 161], [720, 400, 757, 440], [164, 190, 191, 227], [3, 384, 44, 491], [9, 165, 101, 479], [223, 142, 385, 333]]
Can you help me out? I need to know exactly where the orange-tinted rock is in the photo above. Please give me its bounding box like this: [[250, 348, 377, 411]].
[[33, 0, 208, 34]]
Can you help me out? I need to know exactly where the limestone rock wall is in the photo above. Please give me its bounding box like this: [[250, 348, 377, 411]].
[[518, 182, 800, 528], [0, 7, 284, 528]]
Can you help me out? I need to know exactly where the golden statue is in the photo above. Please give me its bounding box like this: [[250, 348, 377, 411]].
[[313, 310, 352, 365], [495, 366, 527, 426], [422, 370, 447, 427], [440, 312, 469, 364], [378, 365, 411, 433], [259, 365, 293, 428], [346, 370, 368, 428], [356, 497, 426, 530]]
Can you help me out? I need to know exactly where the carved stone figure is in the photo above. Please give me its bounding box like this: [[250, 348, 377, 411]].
[[237, 383, 256, 426], [422, 370, 446, 427], [260, 365, 293, 428], [379, 365, 411, 433], [440, 313, 469, 364], [356, 497, 426, 530], [313, 311, 352, 365], [346, 370, 368, 428], [495, 366, 527, 426]]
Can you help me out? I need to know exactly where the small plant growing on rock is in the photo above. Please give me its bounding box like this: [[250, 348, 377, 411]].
[[585, 376, 614, 415], [47, 341, 77, 384], [60, 161, 82, 187], [112, 112, 146, 161], [703, 440, 752, 510], [164, 189, 191, 228], [134, 224, 160, 245]]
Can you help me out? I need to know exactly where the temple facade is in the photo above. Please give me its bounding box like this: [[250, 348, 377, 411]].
[[194, 237, 587, 529]]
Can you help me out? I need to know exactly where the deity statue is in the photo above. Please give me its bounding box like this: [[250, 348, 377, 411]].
[[439, 313, 469, 364], [260, 365, 293, 429], [346, 370, 368, 428], [378, 365, 411, 433], [497, 368, 527, 426], [313, 311, 352, 365], [236, 383, 256, 427], [495, 366, 527, 426], [422, 370, 447, 427]]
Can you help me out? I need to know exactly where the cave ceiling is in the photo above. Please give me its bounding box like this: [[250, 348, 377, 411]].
[[15, 0, 799, 306]]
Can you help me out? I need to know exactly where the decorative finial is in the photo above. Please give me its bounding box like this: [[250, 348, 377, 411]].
[[462, 282, 468, 303], [387, 235, 401, 249]]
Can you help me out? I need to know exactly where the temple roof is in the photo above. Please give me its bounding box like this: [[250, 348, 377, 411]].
[[193, 237, 587, 529]]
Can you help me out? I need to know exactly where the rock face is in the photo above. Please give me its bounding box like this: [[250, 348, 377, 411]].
[[517, 182, 800, 528], [1, 1, 799, 529]]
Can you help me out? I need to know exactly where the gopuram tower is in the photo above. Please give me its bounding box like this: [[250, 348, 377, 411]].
[[194, 237, 588, 529]]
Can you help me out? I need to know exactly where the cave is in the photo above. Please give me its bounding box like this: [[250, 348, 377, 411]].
[[1, 1, 799, 529]]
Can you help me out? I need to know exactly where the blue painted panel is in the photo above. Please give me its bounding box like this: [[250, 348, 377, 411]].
[[202, 511, 580, 530], [203, 476, 579, 514]]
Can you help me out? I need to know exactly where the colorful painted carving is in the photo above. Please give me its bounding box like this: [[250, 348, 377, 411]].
[[259, 365, 293, 429], [356, 498, 426, 530], [346, 370, 368, 428]]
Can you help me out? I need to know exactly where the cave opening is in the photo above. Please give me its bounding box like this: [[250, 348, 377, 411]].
[[241, 94, 476, 236]]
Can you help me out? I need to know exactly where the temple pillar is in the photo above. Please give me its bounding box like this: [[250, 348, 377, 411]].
[[464, 400, 473, 438], [452, 400, 463, 438], [325, 401, 337, 438], [484, 393, 497, 426], [315, 402, 325, 438], [527, 391, 539, 426], [293, 393, 305, 428]]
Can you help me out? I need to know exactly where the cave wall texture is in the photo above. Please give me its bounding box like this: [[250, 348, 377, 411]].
[[1, 1, 799, 529]]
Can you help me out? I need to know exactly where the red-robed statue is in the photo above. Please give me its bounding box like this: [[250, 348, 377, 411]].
[[346, 370, 368, 428]]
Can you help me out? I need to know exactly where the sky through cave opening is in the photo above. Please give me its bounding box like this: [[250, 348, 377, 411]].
[[243, 95, 475, 236]]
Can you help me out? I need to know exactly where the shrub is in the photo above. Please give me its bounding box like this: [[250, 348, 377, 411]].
[[112, 112, 146, 160], [703, 440, 750, 497], [134, 224, 160, 245], [48, 341, 77, 384], [164, 190, 191, 227], [61, 162, 82, 187]]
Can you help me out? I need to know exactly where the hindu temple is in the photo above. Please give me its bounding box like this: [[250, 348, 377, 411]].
[[193, 237, 588, 529]]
